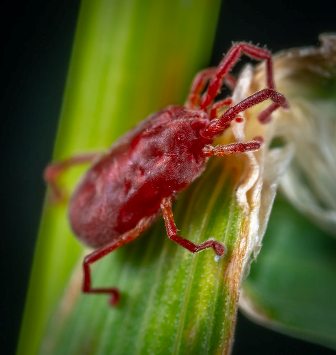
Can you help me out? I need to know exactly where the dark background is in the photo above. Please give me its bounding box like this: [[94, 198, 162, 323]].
[[2, 0, 335, 354]]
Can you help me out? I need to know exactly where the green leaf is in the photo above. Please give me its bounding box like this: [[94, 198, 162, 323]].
[[241, 197, 336, 350], [18, 0, 223, 354]]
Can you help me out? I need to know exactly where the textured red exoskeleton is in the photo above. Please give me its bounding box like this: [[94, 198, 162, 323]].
[[44, 42, 288, 305]]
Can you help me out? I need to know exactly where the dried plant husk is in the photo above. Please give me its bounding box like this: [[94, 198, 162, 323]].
[[241, 35, 336, 350]]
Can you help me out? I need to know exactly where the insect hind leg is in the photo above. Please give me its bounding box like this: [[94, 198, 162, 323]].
[[83, 248, 121, 306], [44, 152, 100, 202], [82, 216, 154, 306]]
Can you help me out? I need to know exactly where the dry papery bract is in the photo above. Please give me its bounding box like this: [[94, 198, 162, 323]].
[[249, 34, 336, 237]]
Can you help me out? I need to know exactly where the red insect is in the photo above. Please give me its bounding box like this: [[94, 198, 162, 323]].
[[45, 42, 287, 305]]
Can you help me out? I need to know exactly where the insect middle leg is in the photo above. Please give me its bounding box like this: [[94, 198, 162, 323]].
[[160, 197, 225, 257], [44, 152, 100, 201]]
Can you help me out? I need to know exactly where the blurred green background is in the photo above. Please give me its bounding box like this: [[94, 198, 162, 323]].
[[2, 0, 335, 354]]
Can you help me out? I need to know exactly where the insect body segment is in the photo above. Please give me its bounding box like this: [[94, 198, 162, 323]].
[[45, 42, 287, 305]]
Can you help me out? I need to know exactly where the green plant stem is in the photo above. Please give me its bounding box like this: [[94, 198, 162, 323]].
[[18, 1, 221, 354]]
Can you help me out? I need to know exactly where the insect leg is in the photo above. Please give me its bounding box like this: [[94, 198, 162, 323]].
[[160, 197, 225, 257], [186, 68, 216, 108], [202, 139, 262, 157], [202, 88, 288, 139], [209, 97, 233, 119], [186, 68, 236, 110], [201, 42, 275, 110], [44, 152, 100, 202], [82, 216, 154, 306], [258, 102, 282, 123]]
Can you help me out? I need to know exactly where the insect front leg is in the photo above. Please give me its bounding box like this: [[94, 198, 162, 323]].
[[202, 88, 288, 139], [44, 152, 100, 202], [160, 197, 225, 258], [201, 42, 276, 110], [82, 216, 154, 306]]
